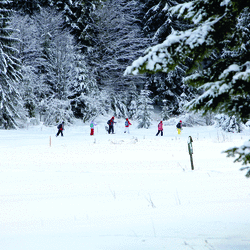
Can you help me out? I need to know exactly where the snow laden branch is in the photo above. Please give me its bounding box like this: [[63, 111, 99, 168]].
[[124, 17, 219, 76], [224, 140, 250, 177], [185, 62, 250, 117]]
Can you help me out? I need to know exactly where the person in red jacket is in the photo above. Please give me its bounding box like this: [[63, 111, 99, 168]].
[[156, 121, 163, 136], [90, 120, 97, 136], [124, 118, 132, 133]]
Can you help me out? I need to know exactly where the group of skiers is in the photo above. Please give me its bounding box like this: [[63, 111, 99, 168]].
[[106, 117, 132, 135], [155, 120, 182, 136], [55, 118, 182, 137]]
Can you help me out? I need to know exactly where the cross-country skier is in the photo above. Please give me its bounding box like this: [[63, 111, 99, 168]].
[[56, 121, 64, 137], [90, 120, 97, 136], [176, 120, 182, 134], [124, 118, 132, 133], [107, 117, 116, 134], [156, 121, 163, 136]]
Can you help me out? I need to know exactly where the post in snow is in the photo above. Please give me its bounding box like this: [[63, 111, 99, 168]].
[[187, 136, 194, 170]]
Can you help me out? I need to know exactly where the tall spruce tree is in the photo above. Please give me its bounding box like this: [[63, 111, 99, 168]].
[[52, 0, 100, 51], [0, 1, 27, 129], [137, 85, 154, 129], [138, 0, 196, 115], [125, 0, 250, 176], [68, 52, 104, 121]]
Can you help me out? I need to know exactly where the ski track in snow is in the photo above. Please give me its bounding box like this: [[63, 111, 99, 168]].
[[0, 119, 250, 250]]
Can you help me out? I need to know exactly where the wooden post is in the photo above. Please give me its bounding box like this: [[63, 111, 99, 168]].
[[188, 136, 194, 170]]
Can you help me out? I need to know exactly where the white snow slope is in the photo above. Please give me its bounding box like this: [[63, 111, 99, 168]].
[[0, 117, 250, 250]]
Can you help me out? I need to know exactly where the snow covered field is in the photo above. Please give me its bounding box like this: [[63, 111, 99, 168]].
[[0, 117, 250, 250]]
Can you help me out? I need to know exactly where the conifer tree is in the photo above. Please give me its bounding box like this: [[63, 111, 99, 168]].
[[69, 52, 104, 122], [53, 0, 100, 51], [137, 85, 154, 129], [126, 0, 250, 119], [138, 0, 196, 115], [0, 1, 27, 128]]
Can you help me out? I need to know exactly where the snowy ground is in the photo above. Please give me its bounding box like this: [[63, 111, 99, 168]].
[[0, 117, 250, 250]]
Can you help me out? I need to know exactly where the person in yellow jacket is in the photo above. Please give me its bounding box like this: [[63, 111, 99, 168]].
[[176, 120, 182, 134]]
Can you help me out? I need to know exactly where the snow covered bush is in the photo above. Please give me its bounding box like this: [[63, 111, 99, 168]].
[[182, 113, 212, 127], [0, 2, 27, 129], [128, 99, 138, 120], [161, 100, 171, 121], [165, 111, 214, 127], [215, 115, 244, 133], [41, 99, 74, 126]]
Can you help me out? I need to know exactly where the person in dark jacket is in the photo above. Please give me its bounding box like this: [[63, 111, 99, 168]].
[[156, 121, 163, 136], [108, 117, 116, 134], [56, 121, 64, 137]]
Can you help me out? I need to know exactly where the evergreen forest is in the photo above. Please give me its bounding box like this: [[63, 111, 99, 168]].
[[0, 0, 249, 132], [0, 0, 200, 128]]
